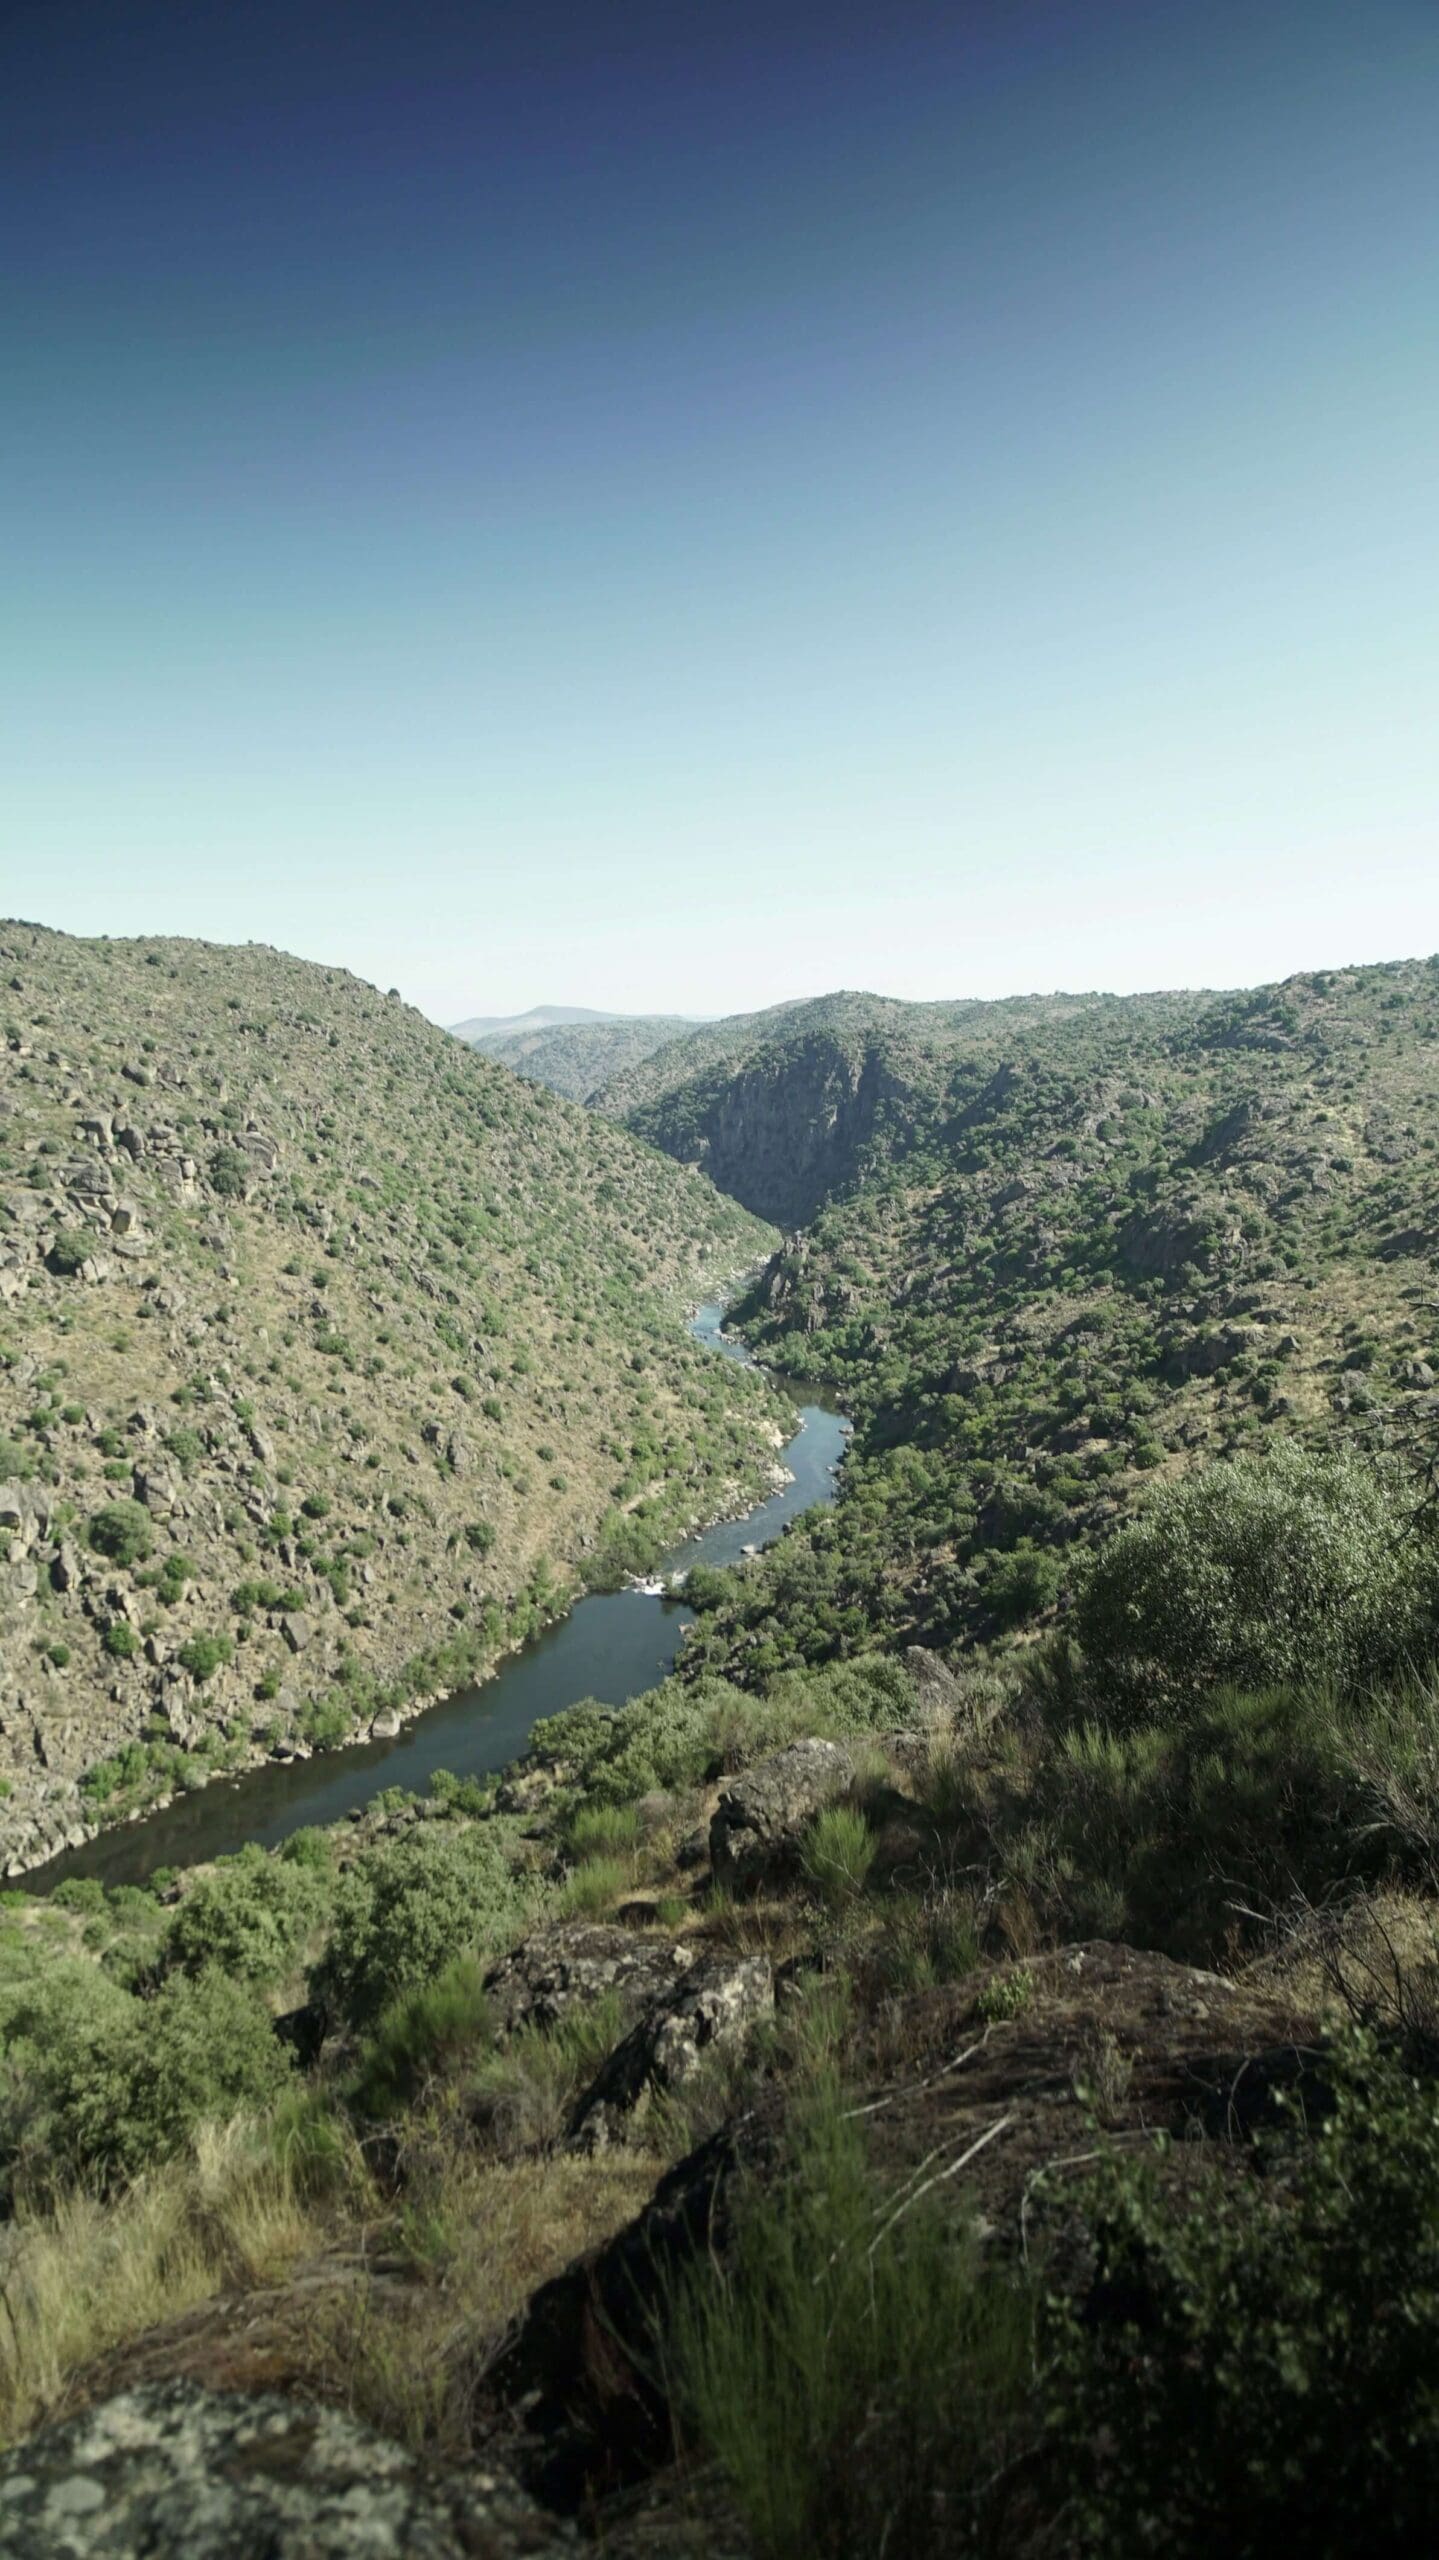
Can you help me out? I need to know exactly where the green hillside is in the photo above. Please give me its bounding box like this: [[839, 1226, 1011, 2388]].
[[5, 950, 1439, 2551], [470, 1012, 697, 1103], [0, 926, 783, 1872], [595, 987, 1213, 1227], [603, 960, 1439, 1675]]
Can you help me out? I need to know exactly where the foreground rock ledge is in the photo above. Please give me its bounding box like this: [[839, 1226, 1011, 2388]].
[[0, 2382, 572, 2560]]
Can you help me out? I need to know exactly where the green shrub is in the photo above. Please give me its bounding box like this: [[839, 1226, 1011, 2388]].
[[557, 1855, 630, 1917], [47, 1230, 91, 1277], [278, 1826, 334, 1871], [985, 1543, 1063, 1627], [0, 1960, 289, 2198], [208, 1146, 249, 1198], [51, 1879, 106, 1915], [312, 1826, 529, 2030], [800, 1805, 876, 1908], [88, 1500, 153, 1569], [565, 1802, 641, 1861], [1052, 2032, 1439, 2554], [349, 1955, 491, 2118], [101, 1620, 139, 1660], [1076, 1444, 1437, 1722], [176, 1632, 233, 1683], [976, 1966, 1033, 2022], [163, 1844, 329, 1987]]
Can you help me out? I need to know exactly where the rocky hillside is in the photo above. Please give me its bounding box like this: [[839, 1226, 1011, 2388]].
[[5, 1451, 1439, 2551], [607, 960, 1439, 1673], [0, 925, 784, 1873], [467, 1013, 697, 1105], [594, 988, 1209, 1227]]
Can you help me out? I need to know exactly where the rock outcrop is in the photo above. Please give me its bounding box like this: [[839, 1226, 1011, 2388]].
[[569, 1953, 773, 2148], [0, 2382, 570, 2559], [709, 1737, 856, 1891]]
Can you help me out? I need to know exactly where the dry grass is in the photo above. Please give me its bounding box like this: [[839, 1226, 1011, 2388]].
[[0, 2111, 363, 2447], [302, 2150, 656, 2452], [1255, 1886, 1439, 2037]]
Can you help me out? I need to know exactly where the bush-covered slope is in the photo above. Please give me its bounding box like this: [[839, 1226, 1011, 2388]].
[[649, 959, 1439, 1674], [5, 1439, 1439, 2550], [596, 987, 1214, 1227], [469, 1013, 696, 1104], [0, 925, 783, 1871]]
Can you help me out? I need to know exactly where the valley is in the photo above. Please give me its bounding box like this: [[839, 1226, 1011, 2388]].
[[0, 927, 785, 1874], [4, 932, 1439, 2558]]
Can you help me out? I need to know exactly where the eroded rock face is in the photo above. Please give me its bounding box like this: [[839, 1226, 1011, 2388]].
[[0, 2381, 571, 2559], [484, 1922, 698, 2040], [569, 1953, 773, 2148], [709, 1737, 855, 1891]]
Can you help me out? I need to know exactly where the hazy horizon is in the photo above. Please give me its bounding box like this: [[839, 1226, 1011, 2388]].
[[6, 0, 1438, 1021]]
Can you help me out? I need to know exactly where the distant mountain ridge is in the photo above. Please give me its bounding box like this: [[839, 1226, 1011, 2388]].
[[590, 985, 1203, 1227], [458, 1009, 701, 1104], [449, 1004, 627, 1041]]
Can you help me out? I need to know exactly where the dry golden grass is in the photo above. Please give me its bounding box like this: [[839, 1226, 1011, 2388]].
[[302, 2149, 656, 2453], [1250, 1886, 1439, 2033], [0, 2113, 363, 2446]]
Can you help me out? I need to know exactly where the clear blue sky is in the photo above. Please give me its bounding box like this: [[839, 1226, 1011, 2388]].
[[4, 0, 1437, 1025]]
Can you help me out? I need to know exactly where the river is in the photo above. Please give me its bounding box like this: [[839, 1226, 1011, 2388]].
[[27, 1305, 849, 1890]]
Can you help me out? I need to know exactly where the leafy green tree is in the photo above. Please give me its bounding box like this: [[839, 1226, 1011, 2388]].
[[163, 1843, 330, 1987], [0, 1960, 289, 2197], [985, 1543, 1063, 1628], [1075, 1444, 1436, 1721], [311, 1826, 527, 2029]]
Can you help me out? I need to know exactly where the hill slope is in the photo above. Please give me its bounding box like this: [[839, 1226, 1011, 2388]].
[[593, 988, 1204, 1227], [0, 926, 782, 1872], [470, 1013, 696, 1104], [609, 960, 1439, 1676]]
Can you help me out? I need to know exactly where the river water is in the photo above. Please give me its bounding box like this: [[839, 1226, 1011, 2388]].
[[28, 1306, 848, 1890]]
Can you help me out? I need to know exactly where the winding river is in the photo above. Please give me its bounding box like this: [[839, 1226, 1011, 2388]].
[[28, 1306, 849, 1891]]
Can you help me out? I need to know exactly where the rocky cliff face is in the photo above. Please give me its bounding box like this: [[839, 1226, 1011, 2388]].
[[625, 1032, 927, 1227]]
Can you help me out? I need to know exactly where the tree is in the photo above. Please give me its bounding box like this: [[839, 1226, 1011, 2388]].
[[1076, 1444, 1436, 1722]]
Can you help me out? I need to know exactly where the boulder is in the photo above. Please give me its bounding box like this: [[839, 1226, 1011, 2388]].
[[709, 1737, 855, 1891], [50, 1540, 81, 1594], [0, 2381, 570, 2558], [484, 1921, 697, 2041], [569, 1953, 773, 2148]]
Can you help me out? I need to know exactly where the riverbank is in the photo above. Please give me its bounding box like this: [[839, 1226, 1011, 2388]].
[[25, 1310, 850, 1891]]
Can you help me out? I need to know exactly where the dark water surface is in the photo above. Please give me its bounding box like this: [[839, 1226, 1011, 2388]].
[[30, 1307, 848, 1890]]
